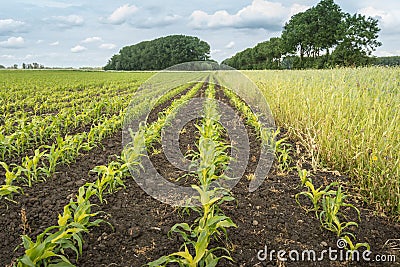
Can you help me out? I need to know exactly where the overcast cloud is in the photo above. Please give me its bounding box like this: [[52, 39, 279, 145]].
[[0, 0, 399, 67]]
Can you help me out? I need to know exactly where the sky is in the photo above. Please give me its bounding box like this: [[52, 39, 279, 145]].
[[0, 0, 399, 68]]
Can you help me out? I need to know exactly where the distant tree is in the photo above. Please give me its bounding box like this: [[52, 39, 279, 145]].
[[104, 35, 211, 71], [331, 13, 381, 66], [373, 56, 400, 66], [0, 64, 5, 69], [22, 63, 26, 69], [13, 64, 18, 69]]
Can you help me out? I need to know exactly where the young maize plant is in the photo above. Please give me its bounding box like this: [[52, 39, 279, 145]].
[[0, 133, 17, 160], [17, 185, 106, 267], [149, 81, 237, 267], [19, 149, 47, 187], [341, 235, 370, 257], [319, 185, 360, 238], [0, 162, 22, 201], [295, 168, 338, 215], [295, 169, 369, 250], [41, 143, 66, 178], [89, 161, 125, 203], [118, 128, 146, 177]]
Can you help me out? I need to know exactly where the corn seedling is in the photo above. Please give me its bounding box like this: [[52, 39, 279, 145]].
[[276, 141, 293, 174], [319, 186, 360, 237], [341, 235, 370, 258], [17, 184, 108, 266], [295, 171, 338, 215], [41, 144, 64, 177], [0, 162, 22, 200], [19, 149, 47, 187], [149, 186, 236, 267], [90, 162, 125, 203], [119, 128, 146, 177]]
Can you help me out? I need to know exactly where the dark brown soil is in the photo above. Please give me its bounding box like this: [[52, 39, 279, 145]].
[[1, 85, 399, 267]]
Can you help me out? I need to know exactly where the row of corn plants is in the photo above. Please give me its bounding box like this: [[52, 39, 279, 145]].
[[0, 113, 124, 201], [89, 81, 204, 204], [145, 82, 204, 145], [246, 68, 399, 218], [149, 80, 237, 266], [295, 168, 370, 255], [0, 71, 151, 114], [221, 86, 294, 174], [13, 80, 203, 266], [0, 94, 134, 160], [15, 129, 146, 266], [0, 88, 133, 135]]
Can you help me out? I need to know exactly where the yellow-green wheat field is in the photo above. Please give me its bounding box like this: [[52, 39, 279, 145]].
[[246, 67, 399, 218]]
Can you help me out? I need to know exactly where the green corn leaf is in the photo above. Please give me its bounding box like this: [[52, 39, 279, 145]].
[[58, 206, 72, 227], [194, 231, 209, 263]]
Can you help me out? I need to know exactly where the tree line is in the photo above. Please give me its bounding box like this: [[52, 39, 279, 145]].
[[222, 0, 383, 69], [373, 56, 400, 67], [104, 35, 211, 71]]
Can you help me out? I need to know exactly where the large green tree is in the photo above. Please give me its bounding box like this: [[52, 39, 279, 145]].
[[281, 0, 344, 65], [104, 35, 211, 71], [331, 13, 381, 66], [313, 0, 343, 56]]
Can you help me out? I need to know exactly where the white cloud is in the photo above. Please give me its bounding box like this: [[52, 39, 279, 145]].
[[0, 19, 25, 34], [374, 50, 400, 57], [36, 40, 44, 44], [190, 10, 236, 29], [99, 43, 117, 50], [105, 4, 138, 25], [189, 0, 308, 30], [71, 45, 87, 53], [39, 1, 81, 9], [0, 36, 25, 48], [133, 14, 181, 28], [211, 49, 222, 53], [289, 3, 310, 19], [225, 41, 235, 49], [49, 15, 84, 27], [82, 37, 102, 43], [359, 7, 400, 34], [49, 41, 59, 46], [0, 54, 15, 59], [24, 54, 34, 60]]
